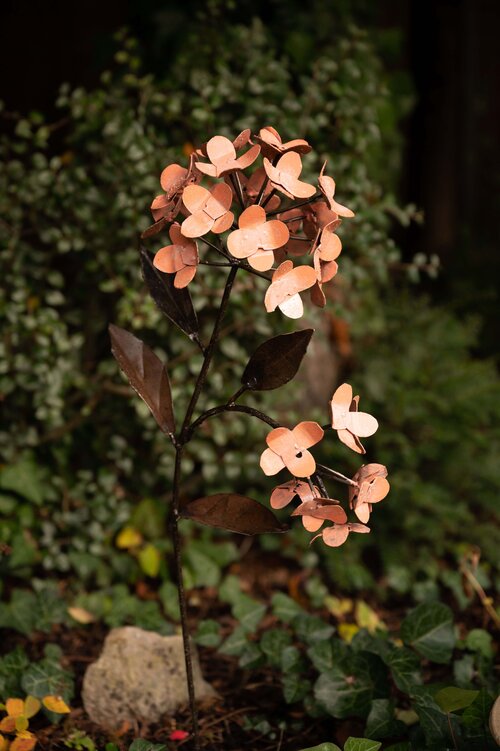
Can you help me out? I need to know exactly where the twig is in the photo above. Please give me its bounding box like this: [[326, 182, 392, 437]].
[[316, 463, 357, 487], [266, 192, 321, 217], [459, 557, 500, 628]]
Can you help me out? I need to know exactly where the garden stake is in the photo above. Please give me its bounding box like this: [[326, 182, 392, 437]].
[[109, 126, 390, 747]]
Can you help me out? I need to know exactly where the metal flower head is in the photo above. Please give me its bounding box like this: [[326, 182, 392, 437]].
[[312, 522, 370, 547], [270, 479, 324, 531], [291, 497, 348, 532], [330, 383, 378, 454], [260, 422, 324, 478], [195, 134, 260, 177], [227, 206, 289, 271], [264, 260, 317, 319], [153, 223, 199, 289], [255, 126, 312, 159], [263, 152, 316, 199], [349, 463, 390, 523], [150, 157, 201, 222], [319, 162, 355, 217], [181, 183, 234, 238], [303, 202, 341, 239]]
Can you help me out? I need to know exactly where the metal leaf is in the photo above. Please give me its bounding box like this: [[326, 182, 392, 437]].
[[109, 324, 176, 437], [140, 244, 199, 342], [241, 329, 314, 390], [181, 493, 287, 535]]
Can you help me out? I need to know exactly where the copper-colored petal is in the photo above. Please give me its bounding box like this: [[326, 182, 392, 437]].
[[358, 476, 390, 504], [153, 245, 185, 274], [303, 515, 324, 532], [182, 184, 210, 214], [319, 229, 342, 261], [205, 182, 233, 219], [195, 162, 218, 177], [160, 163, 188, 196], [232, 128, 251, 150], [277, 152, 303, 179], [174, 265, 197, 288], [260, 447, 286, 476], [284, 175, 316, 199], [354, 502, 371, 523], [283, 447, 316, 478], [330, 383, 354, 425], [279, 293, 304, 319], [294, 502, 347, 524], [181, 211, 213, 238], [348, 523, 370, 534], [281, 137, 311, 154], [249, 250, 275, 271], [310, 281, 327, 308], [206, 135, 236, 166], [235, 144, 261, 170], [212, 210, 234, 234], [344, 412, 379, 437], [321, 525, 350, 547], [266, 426, 294, 453], [264, 263, 317, 313], [270, 481, 298, 509], [168, 222, 183, 245], [261, 219, 289, 249], [239, 205, 266, 229], [292, 421, 324, 449], [295, 481, 320, 503], [337, 428, 366, 454]]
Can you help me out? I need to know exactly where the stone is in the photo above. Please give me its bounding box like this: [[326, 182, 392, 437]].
[[82, 626, 217, 729]]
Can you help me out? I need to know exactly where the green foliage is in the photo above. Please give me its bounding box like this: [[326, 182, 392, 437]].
[[400, 602, 456, 664]]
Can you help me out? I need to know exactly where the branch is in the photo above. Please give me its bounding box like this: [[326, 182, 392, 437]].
[[266, 192, 322, 217]]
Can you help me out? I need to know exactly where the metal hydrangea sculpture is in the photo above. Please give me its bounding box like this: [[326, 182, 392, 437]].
[[109, 126, 389, 747]]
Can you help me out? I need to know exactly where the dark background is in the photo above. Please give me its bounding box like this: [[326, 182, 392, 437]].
[[1, 0, 499, 355]]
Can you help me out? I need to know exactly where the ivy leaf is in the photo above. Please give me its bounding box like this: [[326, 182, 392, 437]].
[[137, 544, 161, 578], [296, 745, 341, 751], [180, 493, 286, 535], [434, 686, 479, 713], [109, 324, 175, 437], [314, 653, 386, 719], [241, 329, 314, 390], [411, 687, 462, 747], [462, 689, 495, 747], [21, 654, 74, 704], [400, 602, 456, 663], [384, 646, 422, 693], [344, 739, 382, 751], [129, 741, 166, 751], [140, 245, 199, 342], [194, 620, 222, 648], [365, 698, 400, 740]]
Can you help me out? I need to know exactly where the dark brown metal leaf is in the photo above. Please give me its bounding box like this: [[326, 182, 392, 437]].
[[241, 329, 314, 390], [140, 244, 199, 342], [109, 324, 176, 437], [181, 493, 287, 535]]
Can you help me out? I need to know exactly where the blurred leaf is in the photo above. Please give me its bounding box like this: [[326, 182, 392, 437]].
[[344, 739, 382, 751], [138, 543, 161, 577], [435, 686, 479, 713]]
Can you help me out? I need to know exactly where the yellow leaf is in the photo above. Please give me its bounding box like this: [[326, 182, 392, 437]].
[[325, 596, 353, 617], [5, 700, 23, 719], [354, 600, 386, 634], [138, 543, 161, 578], [395, 708, 419, 726], [11, 731, 36, 751], [0, 718, 16, 733], [42, 696, 70, 714], [116, 526, 143, 549], [14, 719, 27, 734], [338, 623, 359, 643], [67, 607, 95, 624], [22, 699, 40, 721]]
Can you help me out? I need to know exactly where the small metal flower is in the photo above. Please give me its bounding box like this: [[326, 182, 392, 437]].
[[310, 222, 342, 307], [153, 223, 199, 288], [150, 157, 201, 222], [270, 479, 324, 531], [312, 522, 370, 547], [330, 383, 378, 454], [227, 206, 289, 271], [260, 422, 324, 478], [291, 497, 348, 532], [195, 134, 260, 178], [264, 260, 317, 319], [255, 126, 312, 159], [349, 463, 390, 523], [303, 202, 341, 239], [319, 162, 355, 217], [263, 152, 316, 200], [181, 183, 234, 238], [244, 167, 281, 210]]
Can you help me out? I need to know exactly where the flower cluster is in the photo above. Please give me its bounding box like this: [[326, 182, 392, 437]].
[[146, 126, 354, 309], [144, 127, 388, 549], [263, 384, 389, 547]]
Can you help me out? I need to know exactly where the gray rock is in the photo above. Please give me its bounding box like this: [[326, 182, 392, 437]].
[[82, 626, 217, 729]]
